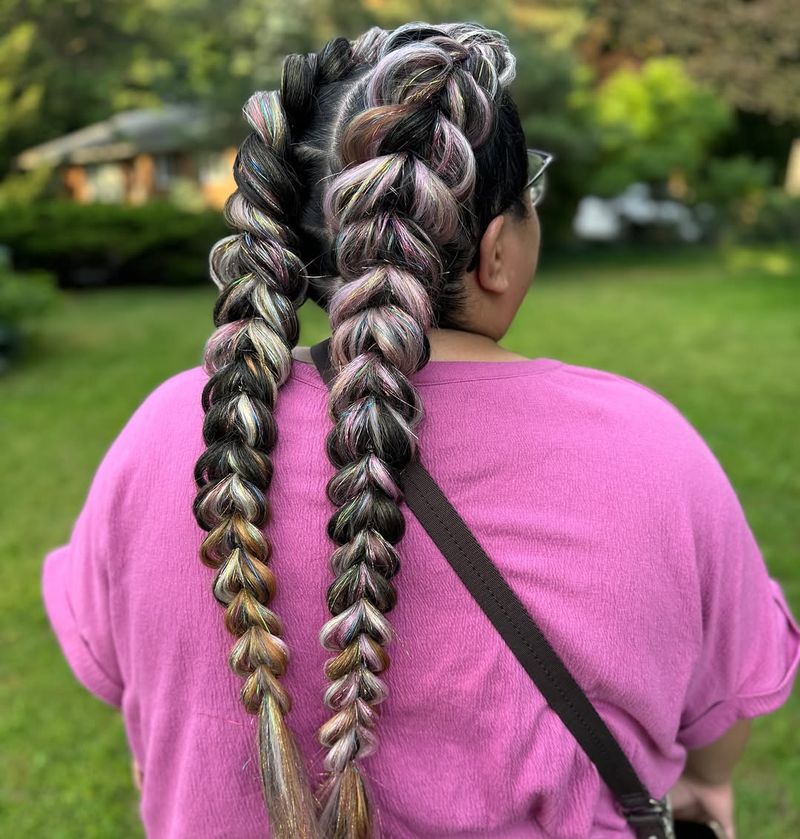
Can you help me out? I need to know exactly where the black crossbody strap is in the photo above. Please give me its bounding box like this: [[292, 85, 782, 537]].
[[308, 338, 674, 839]]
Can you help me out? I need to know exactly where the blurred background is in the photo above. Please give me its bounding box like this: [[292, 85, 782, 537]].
[[1, 1, 798, 836]]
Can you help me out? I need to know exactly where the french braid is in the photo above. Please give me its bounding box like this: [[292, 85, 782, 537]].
[[313, 23, 516, 838], [192, 71, 325, 838]]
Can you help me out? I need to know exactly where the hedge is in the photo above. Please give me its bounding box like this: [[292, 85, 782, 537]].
[[0, 200, 229, 288]]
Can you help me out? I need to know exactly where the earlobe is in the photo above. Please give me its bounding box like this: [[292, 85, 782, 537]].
[[477, 215, 508, 293]]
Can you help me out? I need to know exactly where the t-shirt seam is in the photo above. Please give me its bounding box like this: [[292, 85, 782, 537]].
[[289, 361, 566, 391]]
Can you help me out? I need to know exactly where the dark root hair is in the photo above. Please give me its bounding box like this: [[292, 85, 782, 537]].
[[193, 20, 528, 839], [292, 32, 528, 327]]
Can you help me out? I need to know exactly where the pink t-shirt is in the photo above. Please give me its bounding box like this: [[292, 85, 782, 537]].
[[42, 355, 800, 838]]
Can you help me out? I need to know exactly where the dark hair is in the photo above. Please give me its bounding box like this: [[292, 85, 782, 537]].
[[291, 38, 528, 328], [193, 21, 529, 839]]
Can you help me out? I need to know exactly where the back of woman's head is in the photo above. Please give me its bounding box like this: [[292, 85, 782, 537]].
[[192, 21, 529, 838]]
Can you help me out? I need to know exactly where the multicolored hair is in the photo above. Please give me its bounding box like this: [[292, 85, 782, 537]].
[[192, 20, 529, 839]]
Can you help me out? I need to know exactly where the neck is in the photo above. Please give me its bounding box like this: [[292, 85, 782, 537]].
[[290, 327, 527, 365], [426, 327, 526, 362]]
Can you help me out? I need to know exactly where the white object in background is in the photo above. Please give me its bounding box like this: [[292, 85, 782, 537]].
[[574, 183, 704, 242], [785, 137, 800, 196], [572, 196, 622, 240]]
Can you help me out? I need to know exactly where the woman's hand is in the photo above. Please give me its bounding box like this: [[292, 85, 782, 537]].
[[668, 773, 734, 838], [131, 758, 143, 794]]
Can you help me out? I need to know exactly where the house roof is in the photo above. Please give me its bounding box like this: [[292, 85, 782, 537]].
[[15, 104, 237, 170]]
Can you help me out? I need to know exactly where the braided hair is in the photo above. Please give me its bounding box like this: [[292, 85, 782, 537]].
[[193, 21, 528, 839]]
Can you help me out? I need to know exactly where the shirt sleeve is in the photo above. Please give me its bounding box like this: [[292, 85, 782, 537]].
[[676, 432, 800, 750], [41, 381, 166, 710]]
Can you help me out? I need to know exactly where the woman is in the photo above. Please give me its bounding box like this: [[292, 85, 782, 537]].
[[42, 21, 799, 839]]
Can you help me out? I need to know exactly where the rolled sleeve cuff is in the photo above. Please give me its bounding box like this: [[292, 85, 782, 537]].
[[42, 546, 124, 709], [678, 578, 800, 750]]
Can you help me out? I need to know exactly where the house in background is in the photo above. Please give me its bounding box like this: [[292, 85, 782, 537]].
[[14, 104, 239, 209]]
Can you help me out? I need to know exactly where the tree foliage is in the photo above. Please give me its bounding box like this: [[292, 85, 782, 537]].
[[1, 0, 790, 243], [572, 56, 733, 196], [0, 0, 332, 175], [586, 0, 800, 124]]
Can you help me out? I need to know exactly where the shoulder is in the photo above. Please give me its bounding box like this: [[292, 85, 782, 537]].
[[107, 366, 209, 461], [138, 365, 209, 416], [118, 363, 320, 450], [140, 364, 209, 416], [547, 361, 724, 481], [550, 360, 689, 419]]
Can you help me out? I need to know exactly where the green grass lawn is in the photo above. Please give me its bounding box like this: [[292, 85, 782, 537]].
[[1, 244, 798, 836]]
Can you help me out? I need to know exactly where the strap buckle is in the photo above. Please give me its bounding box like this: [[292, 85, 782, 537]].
[[617, 794, 676, 839]]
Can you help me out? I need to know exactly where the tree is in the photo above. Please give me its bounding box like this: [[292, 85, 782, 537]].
[[584, 0, 800, 125], [571, 56, 733, 196], [0, 0, 333, 176]]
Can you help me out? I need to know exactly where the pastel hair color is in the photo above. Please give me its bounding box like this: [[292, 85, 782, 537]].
[[192, 21, 529, 839]]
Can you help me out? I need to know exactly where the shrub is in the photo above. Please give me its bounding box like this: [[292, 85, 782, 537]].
[[693, 155, 775, 209], [0, 200, 229, 287], [728, 188, 800, 245], [0, 166, 57, 208], [0, 263, 60, 373], [573, 56, 733, 198]]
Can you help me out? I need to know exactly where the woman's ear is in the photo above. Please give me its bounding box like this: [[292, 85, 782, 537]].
[[475, 214, 509, 294]]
